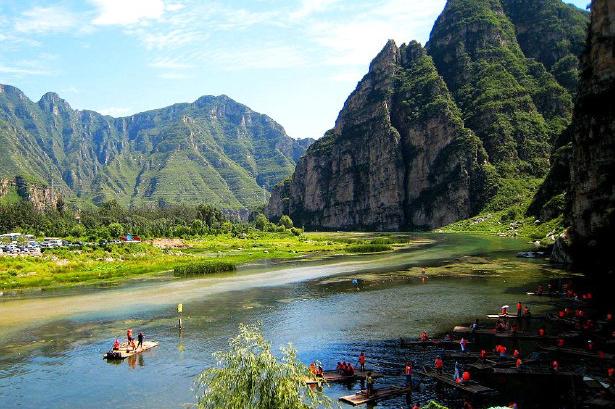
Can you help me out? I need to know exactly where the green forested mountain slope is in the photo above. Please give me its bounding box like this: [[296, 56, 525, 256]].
[[0, 84, 312, 209]]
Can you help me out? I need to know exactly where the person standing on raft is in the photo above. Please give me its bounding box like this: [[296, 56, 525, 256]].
[[137, 332, 144, 350], [365, 372, 374, 397], [358, 352, 366, 372]]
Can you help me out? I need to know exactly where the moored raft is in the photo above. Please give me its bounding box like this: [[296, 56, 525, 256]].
[[400, 338, 468, 349], [417, 366, 498, 396], [339, 386, 412, 406], [539, 345, 615, 361], [103, 341, 159, 360], [306, 370, 383, 385]]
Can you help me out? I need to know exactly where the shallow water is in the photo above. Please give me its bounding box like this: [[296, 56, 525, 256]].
[[0, 233, 569, 408]]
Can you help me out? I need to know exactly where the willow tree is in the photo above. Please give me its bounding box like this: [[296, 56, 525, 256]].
[[196, 323, 331, 409]]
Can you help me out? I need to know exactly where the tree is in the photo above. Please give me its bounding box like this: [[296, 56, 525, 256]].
[[279, 215, 294, 229], [196, 323, 330, 409], [108, 223, 124, 238], [254, 214, 269, 231]]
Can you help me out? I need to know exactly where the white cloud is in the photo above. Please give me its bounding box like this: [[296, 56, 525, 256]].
[[0, 63, 52, 76], [14, 6, 79, 33], [149, 59, 194, 70], [306, 0, 446, 67], [98, 107, 133, 117], [290, 0, 340, 20], [158, 72, 190, 80], [90, 0, 166, 26]]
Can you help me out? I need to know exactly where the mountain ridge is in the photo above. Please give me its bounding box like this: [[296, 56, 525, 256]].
[[0, 84, 313, 209]]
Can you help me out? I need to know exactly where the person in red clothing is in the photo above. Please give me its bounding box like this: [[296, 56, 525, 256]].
[[462, 371, 471, 382], [538, 327, 546, 337], [558, 310, 566, 318], [480, 349, 487, 360], [515, 358, 522, 368], [513, 349, 520, 359], [112, 339, 120, 350], [404, 362, 413, 385], [587, 340, 594, 351], [358, 352, 366, 372], [557, 338, 565, 347], [127, 328, 133, 344], [516, 302, 522, 316], [551, 360, 559, 371], [434, 356, 444, 375], [346, 363, 354, 376]]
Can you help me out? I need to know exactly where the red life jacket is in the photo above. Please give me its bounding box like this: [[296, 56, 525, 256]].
[[558, 339, 565, 347], [462, 371, 471, 382], [359, 354, 366, 364], [405, 365, 413, 375], [513, 350, 520, 358], [516, 359, 522, 368], [552, 360, 559, 370], [435, 358, 443, 369]]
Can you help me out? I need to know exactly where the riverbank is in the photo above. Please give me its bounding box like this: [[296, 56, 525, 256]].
[[0, 231, 421, 292]]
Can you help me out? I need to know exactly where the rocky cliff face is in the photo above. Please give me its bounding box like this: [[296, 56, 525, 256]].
[[0, 85, 312, 209], [267, 42, 492, 230], [567, 0, 615, 271], [0, 177, 60, 211]]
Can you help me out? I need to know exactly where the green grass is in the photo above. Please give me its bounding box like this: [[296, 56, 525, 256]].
[[439, 176, 565, 242], [0, 231, 415, 291]]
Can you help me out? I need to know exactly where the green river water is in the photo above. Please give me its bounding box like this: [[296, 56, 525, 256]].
[[0, 233, 571, 408]]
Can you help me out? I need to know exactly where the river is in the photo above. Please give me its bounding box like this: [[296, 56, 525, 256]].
[[0, 233, 570, 408]]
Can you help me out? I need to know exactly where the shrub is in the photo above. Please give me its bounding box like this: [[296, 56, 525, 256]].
[[345, 243, 392, 253], [173, 261, 236, 277], [279, 215, 294, 229]]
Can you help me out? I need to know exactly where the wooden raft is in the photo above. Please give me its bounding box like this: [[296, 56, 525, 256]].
[[339, 386, 412, 406], [539, 345, 614, 361], [417, 367, 498, 396], [103, 341, 159, 360], [400, 338, 468, 349], [492, 367, 579, 378], [306, 370, 383, 385]]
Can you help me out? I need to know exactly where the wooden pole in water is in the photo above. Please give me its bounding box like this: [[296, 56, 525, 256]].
[[177, 303, 183, 329]]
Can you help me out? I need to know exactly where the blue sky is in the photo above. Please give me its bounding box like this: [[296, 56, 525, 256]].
[[0, 0, 590, 139]]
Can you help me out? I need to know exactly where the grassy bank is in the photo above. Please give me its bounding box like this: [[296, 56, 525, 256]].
[[0, 232, 415, 291], [438, 177, 565, 243]]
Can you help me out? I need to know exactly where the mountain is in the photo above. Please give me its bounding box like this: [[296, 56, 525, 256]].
[[267, 0, 588, 231], [550, 0, 614, 271], [0, 84, 313, 209], [267, 41, 494, 230]]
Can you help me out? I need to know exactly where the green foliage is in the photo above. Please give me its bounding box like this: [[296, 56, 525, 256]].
[[345, 243, 392, 253], [196, 323, 331, 409], [278, 215, 293, 229], [173, 261, 236, 277], [424, 401, 449, 409], [254, 214, 269, 231]]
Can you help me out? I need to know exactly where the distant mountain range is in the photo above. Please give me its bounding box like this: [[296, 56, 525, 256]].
[[267, 0, 589, 230], [0, 84, 312, 209]]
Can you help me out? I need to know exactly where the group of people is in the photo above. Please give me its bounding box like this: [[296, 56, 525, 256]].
[[335, 361, 355, 376], [112, 328, 145, 352], [309, 362, 324, 377]]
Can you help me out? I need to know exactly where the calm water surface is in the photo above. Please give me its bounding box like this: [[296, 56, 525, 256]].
[[0, 233, 569, 408]]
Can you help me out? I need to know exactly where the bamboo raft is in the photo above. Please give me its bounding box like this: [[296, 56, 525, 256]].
[[103, 341, 159, 360], [339, 386, 412, 406], [306, 370, 383, 385], [539, 345, 615, 361], [444, 351, 498, 361], [400, 338, 468, 349], [492, 367, 580, 378], [417, 366, 498, 396], [454, 326, 579, 340]]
